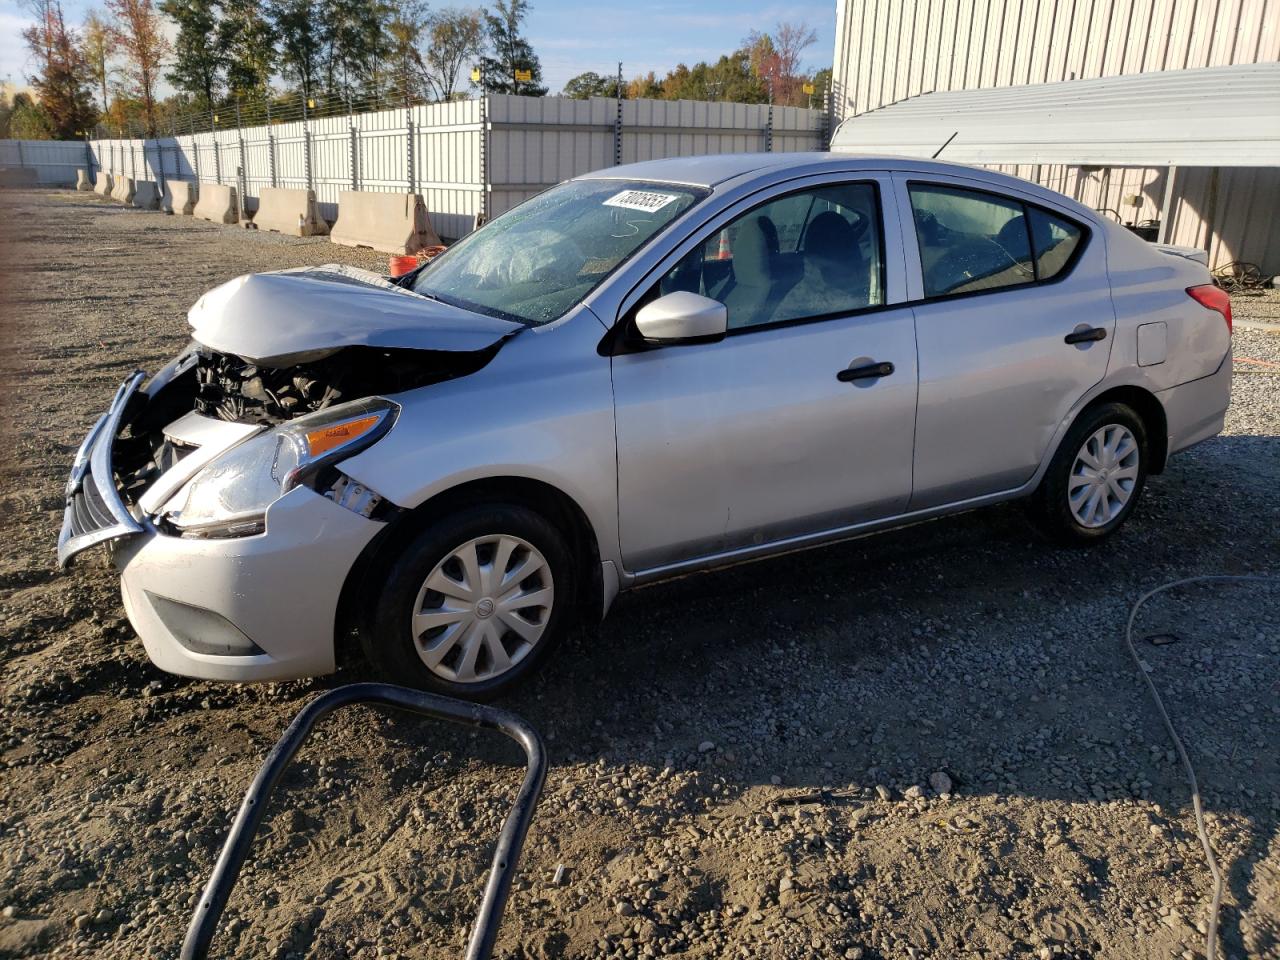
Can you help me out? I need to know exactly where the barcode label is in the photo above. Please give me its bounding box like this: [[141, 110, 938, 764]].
[[603, 189, 680, 212]]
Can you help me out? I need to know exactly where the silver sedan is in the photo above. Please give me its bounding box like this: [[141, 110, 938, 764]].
[[59, 153, 1233, 698]]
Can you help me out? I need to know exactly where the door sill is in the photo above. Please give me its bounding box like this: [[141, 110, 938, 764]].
[[626, 484, 1031, 586]]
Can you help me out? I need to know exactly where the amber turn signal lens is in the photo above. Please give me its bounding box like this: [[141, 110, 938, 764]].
[[306, 414, 382, 457]]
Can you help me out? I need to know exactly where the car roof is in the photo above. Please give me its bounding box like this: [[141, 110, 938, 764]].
[[575, 151, 1105, 224], [574, 152, 999, 188]]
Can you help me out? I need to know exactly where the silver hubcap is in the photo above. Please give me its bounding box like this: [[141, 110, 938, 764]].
[[411, 534, 554, 684], [1069, 424, 1140, 528]]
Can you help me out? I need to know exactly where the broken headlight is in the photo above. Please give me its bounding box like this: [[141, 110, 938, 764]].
[[164, 398, 398, 538]]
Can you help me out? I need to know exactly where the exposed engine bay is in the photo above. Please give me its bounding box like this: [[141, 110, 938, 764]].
[[76, 263, 521, 522], [191, 344, 494, 425], [111, 342, 500, 508]]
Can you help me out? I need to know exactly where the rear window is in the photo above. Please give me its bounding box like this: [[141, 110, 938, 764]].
[[1029, 208, 1084, 281]]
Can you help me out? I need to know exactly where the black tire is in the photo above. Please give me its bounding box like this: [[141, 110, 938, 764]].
[[1030, 401, 1149, 545], [360, 504, 577, 700]]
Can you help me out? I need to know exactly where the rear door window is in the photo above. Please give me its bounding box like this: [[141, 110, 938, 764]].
[[909, 184, 1035, 297]]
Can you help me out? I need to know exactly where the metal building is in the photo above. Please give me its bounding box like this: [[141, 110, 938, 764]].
[[829, 0, 1280, 273]]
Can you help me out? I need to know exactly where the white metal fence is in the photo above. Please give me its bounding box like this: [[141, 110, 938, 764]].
[[0, 139, 89, 185], [3, 94, 826, 240]]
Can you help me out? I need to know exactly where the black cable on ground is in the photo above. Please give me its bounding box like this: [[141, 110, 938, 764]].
[[1123, 574, 1279, 960]]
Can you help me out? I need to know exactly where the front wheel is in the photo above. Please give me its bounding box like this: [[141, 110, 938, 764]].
[[1030, 401, 1149, 545], [360, 504, 577, 699]]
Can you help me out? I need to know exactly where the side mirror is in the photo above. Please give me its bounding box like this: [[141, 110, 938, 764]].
[[634, 291, 728, 345]]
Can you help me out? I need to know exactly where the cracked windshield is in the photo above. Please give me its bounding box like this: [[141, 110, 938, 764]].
[[412, 179, 706, 324]]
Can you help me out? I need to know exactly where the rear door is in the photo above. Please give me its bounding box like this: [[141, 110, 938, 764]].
[[893, 174, 1115, 510], [611, 174, 919, 573]]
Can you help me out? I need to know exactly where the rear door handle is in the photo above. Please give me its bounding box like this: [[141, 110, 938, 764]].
[[1064, 326, 1108, 344], [837, 361, 895, 382]]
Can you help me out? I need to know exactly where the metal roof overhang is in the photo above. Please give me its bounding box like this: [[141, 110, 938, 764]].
[[830, 62, 1280, 168]]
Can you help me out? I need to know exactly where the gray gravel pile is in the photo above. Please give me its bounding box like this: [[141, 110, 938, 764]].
[[0, 189, 1277, 960]]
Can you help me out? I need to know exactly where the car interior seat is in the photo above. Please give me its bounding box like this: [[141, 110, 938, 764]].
[[720, 215, 783, 327]]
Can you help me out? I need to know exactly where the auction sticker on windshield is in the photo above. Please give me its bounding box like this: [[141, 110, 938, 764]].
[[603, 190, 681, 212]]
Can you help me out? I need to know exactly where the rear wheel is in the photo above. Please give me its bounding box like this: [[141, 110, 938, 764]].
[[1030, 401, 1149, 545], [361, 504, 576, 699]]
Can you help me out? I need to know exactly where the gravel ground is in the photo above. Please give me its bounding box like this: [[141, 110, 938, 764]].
[[0, 188, 1277, 960], [1230, 287, 1280, 327]]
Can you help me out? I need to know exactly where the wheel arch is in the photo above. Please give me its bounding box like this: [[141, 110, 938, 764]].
[[335, 476, 603, 666], [1077, 384, 1169, 473]]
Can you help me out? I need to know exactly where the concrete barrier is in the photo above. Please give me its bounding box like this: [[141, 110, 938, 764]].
[[0, 167, 39, 187], [110, 176, 135, 204], [162, 180, 197, 216], [193, 183, 238, 224], [252, 187, 328, 236], [132, 180, 160, 210], [94, 171, 112, 196], [76, 169, 93, 191], [330, 190, 442, 254]]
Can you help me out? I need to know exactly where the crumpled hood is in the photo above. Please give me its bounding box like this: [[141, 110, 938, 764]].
[[188, 264, 523, 365]]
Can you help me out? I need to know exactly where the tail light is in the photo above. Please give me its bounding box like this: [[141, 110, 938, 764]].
[[1186, 284, 1232, 334]]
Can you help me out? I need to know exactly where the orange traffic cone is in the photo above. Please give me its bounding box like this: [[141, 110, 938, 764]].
[[713, 229, 731, 260]]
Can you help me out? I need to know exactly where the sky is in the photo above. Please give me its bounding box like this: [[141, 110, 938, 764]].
[[0, 0, 835, 97]]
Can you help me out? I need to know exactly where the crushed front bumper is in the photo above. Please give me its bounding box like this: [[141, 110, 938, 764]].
[[57, 373, 386, 682], [114, 487, 383, 682], [57, 371, 148, 568]]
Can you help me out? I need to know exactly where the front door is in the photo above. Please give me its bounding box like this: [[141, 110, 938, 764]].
[[611, 178, 920, 573]]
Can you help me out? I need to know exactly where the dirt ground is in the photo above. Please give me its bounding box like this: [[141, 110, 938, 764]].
[[0, 188, 1277, 960]]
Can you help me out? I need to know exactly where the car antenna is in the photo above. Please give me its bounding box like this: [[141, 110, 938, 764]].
[[932, 131, 959, 159]]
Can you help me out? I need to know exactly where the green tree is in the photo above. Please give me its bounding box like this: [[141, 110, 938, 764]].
[[384, 0, 429, 102], [321, 0, 391, 99], [562, 70, 622, 99], [271, 0, 323, 100], [422, 7, 483, 101], [221, 0, 276, 98], [660, 51, 765, 104], [808, 66, 832, 107], [5, 91, 57, 138], [159, 0, 224, 110], [478, 0, 545, 96], [22, 0, 98, 137]]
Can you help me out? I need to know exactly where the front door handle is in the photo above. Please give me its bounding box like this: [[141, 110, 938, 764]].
[[837, 361, 895, 382], [1064, 326, 1108, 344]]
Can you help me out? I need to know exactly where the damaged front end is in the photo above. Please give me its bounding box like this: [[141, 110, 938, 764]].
[[57, 371, 149, 567], [58, 264, 519, 568]]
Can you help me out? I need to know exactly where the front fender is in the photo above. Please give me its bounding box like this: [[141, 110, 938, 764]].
[[337, 308, 621, 570]]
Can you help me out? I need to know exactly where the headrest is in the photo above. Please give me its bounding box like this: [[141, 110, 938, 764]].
[[734, 216, 775, 285], [804, 211, 856, 260]]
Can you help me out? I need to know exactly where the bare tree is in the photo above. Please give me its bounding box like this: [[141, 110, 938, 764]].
[[745, 21, 817, 106], [106, 0, 170, 134], [774, 22, 817, 80], [420, 8, 483, 101], [21, 0, 58, 77], [81, 10, 117, 113]]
